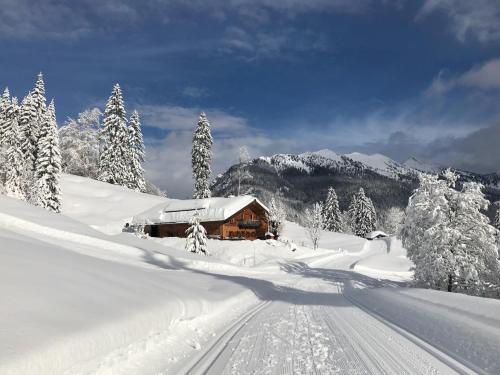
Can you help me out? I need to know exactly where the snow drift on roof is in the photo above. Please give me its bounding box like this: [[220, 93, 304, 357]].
[[133, 196, 268, 225]]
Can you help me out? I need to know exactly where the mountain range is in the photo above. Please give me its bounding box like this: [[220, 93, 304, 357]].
[[211, 149, 500, 220]]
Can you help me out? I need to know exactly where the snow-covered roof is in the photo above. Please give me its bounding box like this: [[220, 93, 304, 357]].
[[133, 195, 269, 225], [365, 231, 388, 240]]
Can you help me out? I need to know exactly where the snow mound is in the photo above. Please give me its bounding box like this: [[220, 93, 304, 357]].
[[60, 174, 167, 234]]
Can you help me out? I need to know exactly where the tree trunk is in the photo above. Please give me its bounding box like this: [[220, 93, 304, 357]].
[[447, 274, 453, 292]]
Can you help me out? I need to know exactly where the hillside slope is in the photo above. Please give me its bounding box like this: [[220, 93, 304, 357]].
[[211, 149, 500, 220]]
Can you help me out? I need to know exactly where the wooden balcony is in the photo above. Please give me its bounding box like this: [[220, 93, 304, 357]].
[[238, 220, 260, 228]]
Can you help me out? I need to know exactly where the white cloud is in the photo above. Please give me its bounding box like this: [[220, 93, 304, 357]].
[[144, 126, 297, 198], [418, 0, 500, 43], [137, 104, 248, 132], [0, 0, 397, 40], [219, 26, 327, 60], [182, 86, 209, 98], [427, 58, 500, 95]]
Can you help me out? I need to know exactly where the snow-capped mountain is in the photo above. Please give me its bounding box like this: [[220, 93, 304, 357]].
[[211, 149, 500, 219], [403, 156, 440, 174]]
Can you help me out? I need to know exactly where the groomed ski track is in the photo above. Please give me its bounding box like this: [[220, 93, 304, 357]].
[[184, 240, 476, 375]]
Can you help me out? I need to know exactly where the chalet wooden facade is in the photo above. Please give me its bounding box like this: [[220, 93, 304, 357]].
[[135, 196, 269, 240]]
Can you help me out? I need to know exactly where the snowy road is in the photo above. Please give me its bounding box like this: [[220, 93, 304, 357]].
[[186, 281, 466, 375], [184, 241, 478, 375]]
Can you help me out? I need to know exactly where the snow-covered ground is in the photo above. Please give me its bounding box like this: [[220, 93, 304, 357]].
[[2, 174, 500, 374]]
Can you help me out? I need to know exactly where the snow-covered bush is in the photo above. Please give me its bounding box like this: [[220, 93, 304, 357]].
[[185, 212, 208, 255]]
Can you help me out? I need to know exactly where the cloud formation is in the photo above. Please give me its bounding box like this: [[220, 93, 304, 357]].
[[418, 0, 500, 43], [428, 58, 500, 95], [137, 104, 248, 132]]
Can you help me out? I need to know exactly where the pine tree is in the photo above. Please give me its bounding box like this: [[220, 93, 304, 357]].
[[32, 72, 47, 121], [304, 202, 324, 250], [192, 112, 213, 199], [348, 187, 377, 237], [0, 87, 10, 146], [34, 101, 62, 212], [18, 93, 38, 172], [322, 187, 343, 232], [185, 212, 208, 254], [5, 98, 25, 200], [127, 110, 146, 192], [98, 84, 130, 186]]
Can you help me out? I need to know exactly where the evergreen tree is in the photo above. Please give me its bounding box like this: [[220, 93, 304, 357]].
[[0, 87, 10, 146], [322, 187, 342, 232], [34, 101, 62, 212], [304, 202, 324, 250], [192, 112, 213, 199], [348, 187, 377, 237], [98, 84, 130, 185], [127, 110, 146, 192], [5, 98, 25, 200], [18, 93, 38, 172], [31, 72, 47, 121], [185, 212, 208, 254]]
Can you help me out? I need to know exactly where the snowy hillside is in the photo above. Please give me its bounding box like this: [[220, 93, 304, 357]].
[[2, 174, 500, 374], [403, 156, 440, 173], [60, 174, 167, 234]]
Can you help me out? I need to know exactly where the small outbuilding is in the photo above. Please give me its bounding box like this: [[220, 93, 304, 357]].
[[365, 230, 388, 240], [133, 196, 269, 240]]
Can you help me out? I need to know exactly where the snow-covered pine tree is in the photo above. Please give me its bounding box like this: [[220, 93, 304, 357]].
[[192, 112, 213, 199], [0, 88, 11, 186], [18, 93, 38, 172], [34, 101, 62, 212], [185, 211, 208, 255], [322, 186, 342, 232], [348, 187, 377, 237], [237, 146, 252, 196], [98, 84, 131, 186], [304, 202, 324, 250], [5, 98, 25, 200], [267, 196, 286, 237], [127, 110, 146, 192], [31, 72, 47, 123], [0, 87, 10, 146]]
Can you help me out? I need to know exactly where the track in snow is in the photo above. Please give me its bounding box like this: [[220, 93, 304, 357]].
[[186, 282, 465, 375]]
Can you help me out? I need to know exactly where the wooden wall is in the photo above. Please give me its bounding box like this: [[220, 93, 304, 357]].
[[145, 201, 268, 240]]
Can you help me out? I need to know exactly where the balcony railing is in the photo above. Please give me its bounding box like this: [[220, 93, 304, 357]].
[[238, 220, 260, 228]]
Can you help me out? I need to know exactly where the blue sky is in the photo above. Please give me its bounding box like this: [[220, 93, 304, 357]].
[[1, 0, 500, 197]]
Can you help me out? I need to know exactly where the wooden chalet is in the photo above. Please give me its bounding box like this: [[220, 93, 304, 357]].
[[134, 196, 269, 240]]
